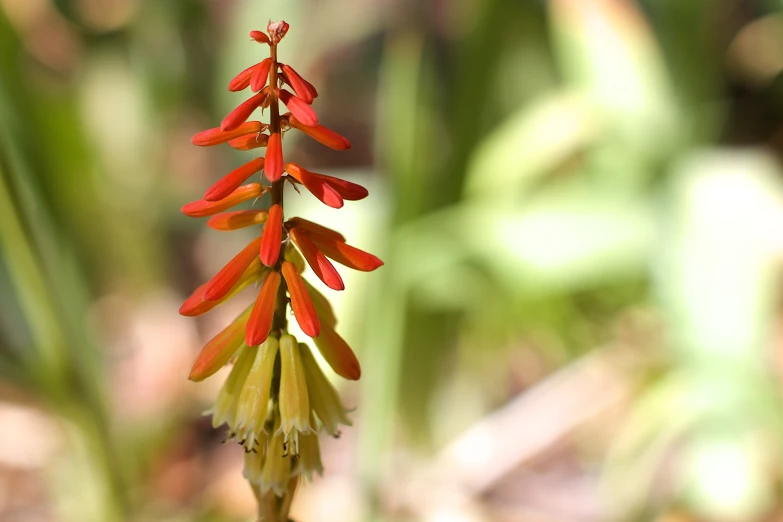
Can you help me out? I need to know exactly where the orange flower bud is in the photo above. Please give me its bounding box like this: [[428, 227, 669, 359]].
[[207, 209, 268, 231], [250, 58, 273, 92], [228, 64, 256, 92], [188, 305, 253, 381], [289, 116, 351, 150], [246, 270, 281, 346], [278, 89, 318, 127], [204, 157, 265, 201], [267, 20, 289, 44], [228, 133, 269, 151], [282, 261, 320, 338], [179, 260, 263, 316], [265, 133, 283, 182], [285, 163, 367, 208], [260, 204, 283, 266], [289, 228, 344, 291], [221, 92, 267, 132], [286, 217, 345, 242], [313, 324, 361, 380], [181, 183, 265, 217], [280, 64, 316, 104], [307, 234, 383, 272], [192, 121, 264, 146], [303, 279, 337, 327], [203, 237, 263, 301], [249, 30, 270, 44]]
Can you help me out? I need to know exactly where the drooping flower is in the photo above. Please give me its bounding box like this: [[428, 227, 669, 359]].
[[180, 20, 381, 519]]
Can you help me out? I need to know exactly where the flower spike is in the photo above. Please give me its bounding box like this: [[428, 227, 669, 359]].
[[181, 19, 382, 516]]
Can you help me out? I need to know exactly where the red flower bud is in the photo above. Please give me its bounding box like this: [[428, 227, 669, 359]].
[[289, 227, 344, 291], [260, 203, 283, 266], [289, 116, 351, 150], [181, 183, 265, 217], [192, 121, 263, 146], [278, 89, 318, 127], [204, 157, 265, 201], [313, 324, 361, 380], [280, 64, 316, 104], [221, 92, 267, 132], [282, 261, 320, 337], [203, 237, 264, 301], [265, 133, 284, 181], [246, 270, 281, 346], [228, 133, 269, 151], [249, 30, 269, 44], [250, 59, 273, 92], [207, 210, 268, 231], [188, 306, 253, 382]]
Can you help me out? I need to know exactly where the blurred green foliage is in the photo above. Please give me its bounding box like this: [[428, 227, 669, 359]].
[[2, 0, 783, 521]]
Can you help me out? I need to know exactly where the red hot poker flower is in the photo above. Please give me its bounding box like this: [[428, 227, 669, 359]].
[[221, 92, 268, 132], [281, 261, 320, 338], [280, 64, 317, 104], [192, 121, 265, 146], [288, 116, 351, 150], [204, 157, 265, 201], [207, 210, 268, 231], [181, 183, 266, 217], [285, 163, 368, 208], [203, 236, 264, 301], [278, 89, 318, 127], [228, 133, 269, 151], [288, 227, 344, 291], [246, 270, 281, 346], [182, 21, 383, 514], [260, 204, 283, 266], [249, 30, 270, 44], [265, 133, 284, 182], [189, 305, 253, 382]]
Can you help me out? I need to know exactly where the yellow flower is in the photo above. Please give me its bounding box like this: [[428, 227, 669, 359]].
[[300, 343, 352, 436], [235, 336, 279, 450], [294, 423, 324, 481], [208, 345, 255, 430], [278, 334, 311, 452]]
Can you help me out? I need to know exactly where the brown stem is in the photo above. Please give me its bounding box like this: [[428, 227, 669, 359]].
[[268, 42, 288, 334]]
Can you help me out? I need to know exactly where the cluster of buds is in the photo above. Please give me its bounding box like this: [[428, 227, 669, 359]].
[[180, 20, 382, 507]]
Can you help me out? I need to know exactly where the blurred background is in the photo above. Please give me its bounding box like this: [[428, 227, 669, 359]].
[[3, 0, 783, 521]]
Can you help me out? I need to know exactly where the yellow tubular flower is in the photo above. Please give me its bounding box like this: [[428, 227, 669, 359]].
[[208, 345, 255, 430], [294, 419, 324, 481], [235, 336, 279, 449], [260, 414, 294, 495], [299, 343, 352, 436], [278, 334, 311, 452]]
